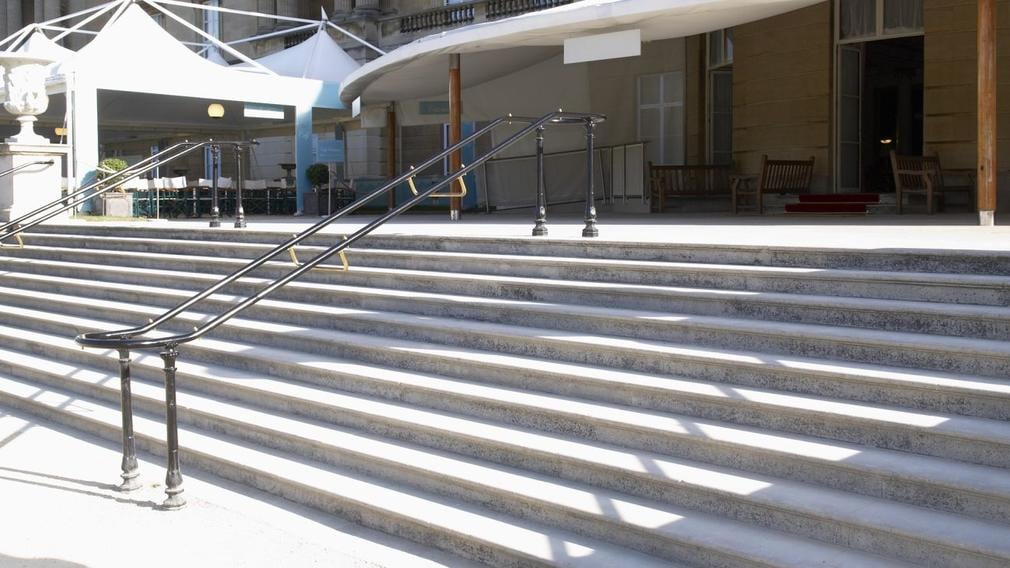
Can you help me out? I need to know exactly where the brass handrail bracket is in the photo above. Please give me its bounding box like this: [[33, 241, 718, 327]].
[[287, 235, 349, 272], [407, 165, 468, 198]]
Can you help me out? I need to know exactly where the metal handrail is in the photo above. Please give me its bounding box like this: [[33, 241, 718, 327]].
[[0, 159, 55, 180], [0, 140, 253, 245], [73, 110, 605, 510]]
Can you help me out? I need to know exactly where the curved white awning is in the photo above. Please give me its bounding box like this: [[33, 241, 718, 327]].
[[341, 0, 822, 105]]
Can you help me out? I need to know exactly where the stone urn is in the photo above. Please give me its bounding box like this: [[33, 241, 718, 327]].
[[0, 52, 55, 145]]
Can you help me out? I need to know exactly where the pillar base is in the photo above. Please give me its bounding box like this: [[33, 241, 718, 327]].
[[979, 210, 995, 226], [449, 209, 460, 221], [0, 144, 68, 223]]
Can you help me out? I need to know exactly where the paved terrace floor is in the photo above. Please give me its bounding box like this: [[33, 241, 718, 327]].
[[0, 406, 473, 568], [59, 212, 1010, 252]]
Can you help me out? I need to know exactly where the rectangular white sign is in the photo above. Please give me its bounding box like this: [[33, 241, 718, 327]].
[[564, 29, 641, 64]]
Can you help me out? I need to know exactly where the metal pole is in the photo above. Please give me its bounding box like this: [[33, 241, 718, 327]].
[[234, 145, 247, 229], [117, 348, 140, 492], [449, 53, 462, 221], [582, 119, 599, 238], [532, 126, 548, 236], [387, 107, 397, 212], [160, 346, 186, 510], [978, 0, 997, 225], [209, 145, 221, 228]]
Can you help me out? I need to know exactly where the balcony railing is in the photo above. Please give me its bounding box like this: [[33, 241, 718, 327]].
[[487, 0, 573, 20], [396, 0, 574, 35]]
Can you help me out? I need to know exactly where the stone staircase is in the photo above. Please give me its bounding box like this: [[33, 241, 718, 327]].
[[1, 223, 1009, 567]]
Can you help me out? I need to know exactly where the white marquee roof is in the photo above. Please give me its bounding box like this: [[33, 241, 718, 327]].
[[21, 4, 342, 110], [237, 28, 360, 83], [341, 0, 822, 105]]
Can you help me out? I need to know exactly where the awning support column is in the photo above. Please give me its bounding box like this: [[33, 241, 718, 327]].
[[387, 106, 397, 211], [73, 78, 99, 214], [449, 53, 462, 221], [978, 0, 997, 225], [295, 102, 313, 214]]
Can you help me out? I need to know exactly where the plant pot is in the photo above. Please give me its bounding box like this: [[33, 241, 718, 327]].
[[99, 192, 134, 217]]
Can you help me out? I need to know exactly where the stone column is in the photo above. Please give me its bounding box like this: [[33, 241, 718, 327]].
[[333, 0, 353, 15], [354, 0, 380, 16]]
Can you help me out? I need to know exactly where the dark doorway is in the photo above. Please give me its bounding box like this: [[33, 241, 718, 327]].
[[861, 36, 923, 192]]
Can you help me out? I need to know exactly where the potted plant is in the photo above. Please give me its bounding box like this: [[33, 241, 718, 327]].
[[96, 157, 134, 216]]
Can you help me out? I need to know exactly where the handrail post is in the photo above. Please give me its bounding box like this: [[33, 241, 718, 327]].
[[582, 117, 599, 238], [532, 125, 548, 236], [160, 346, 186, 510], [209, 145, 221, 228], [117, 348, 140, 492], [234, 145, 247, 229]]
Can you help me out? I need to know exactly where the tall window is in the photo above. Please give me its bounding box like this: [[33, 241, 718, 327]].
[[838, 0, 923, 41], [707, 29, 733, 165], [638, 72, 685, 165]]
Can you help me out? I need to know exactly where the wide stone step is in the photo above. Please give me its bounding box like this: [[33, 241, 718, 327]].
[[3, 271, 1005, 383], [5, 256, 1010, 342], [28, 225, 1010, 275], [0, 376, 684, 568], [4, 311, 1010, 528], [4, 291, 1010, 469], [12, 238, 1010, 307], [2, 345, 1008, 567]]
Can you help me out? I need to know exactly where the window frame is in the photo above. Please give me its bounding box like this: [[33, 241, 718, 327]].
[[636, 71, 686, 166], [835, 0, 924, 44]]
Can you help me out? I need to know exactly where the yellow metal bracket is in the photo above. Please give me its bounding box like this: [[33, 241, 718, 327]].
[[406, 165, 468, 198], [0, 232, 24, 249], [287, 235, 349, 272]]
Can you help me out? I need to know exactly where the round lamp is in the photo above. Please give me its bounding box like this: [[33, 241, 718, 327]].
[[207, 103, 225, 120]]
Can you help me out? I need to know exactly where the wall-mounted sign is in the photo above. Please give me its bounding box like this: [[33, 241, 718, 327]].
[[316, 139, 344, 163], [243, 103, 285, 120], [564, 29, 641, 64], [419, 100, 450, 115]]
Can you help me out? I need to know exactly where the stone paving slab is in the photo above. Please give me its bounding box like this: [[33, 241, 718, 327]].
[[57, 212, 1010, 251]]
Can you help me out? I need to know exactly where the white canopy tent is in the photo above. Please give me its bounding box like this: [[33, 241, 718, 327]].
[[236, 28, 361, 83], [7, 0, 367, 212]]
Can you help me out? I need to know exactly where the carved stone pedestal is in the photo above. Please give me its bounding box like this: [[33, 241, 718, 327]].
[[0, 144, 68, 223]]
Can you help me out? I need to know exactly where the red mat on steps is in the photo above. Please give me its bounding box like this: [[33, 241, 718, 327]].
[[785, 203, 868, 214], [796, 193, 880, 204]]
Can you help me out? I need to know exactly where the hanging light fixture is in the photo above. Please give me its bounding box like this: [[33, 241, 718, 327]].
[[207, 103, 225, 119]]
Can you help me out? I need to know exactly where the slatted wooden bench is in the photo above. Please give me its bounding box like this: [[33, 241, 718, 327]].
[[889, 151, 975, 214], [649, 163, 732, 212], [732, 155, 815, 215]]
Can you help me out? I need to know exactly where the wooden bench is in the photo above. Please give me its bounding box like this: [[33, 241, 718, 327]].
[[732, 155, 815, 214], [649, 163, 732, 212], [889, 151, 975, 214]]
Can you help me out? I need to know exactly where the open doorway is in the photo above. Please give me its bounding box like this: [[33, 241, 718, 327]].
[[837, 36, 923, 193]]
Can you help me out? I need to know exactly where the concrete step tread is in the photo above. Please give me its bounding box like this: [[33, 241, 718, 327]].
[[3, 277, 1008, 375], [3, 316, 1009, 510], [17, 238, 1010, 290], [0, 375, 683, 568], [6, 288, 1010, 448], [4, 287, 1010, 447], [7, 342, 1010, 560], [0, 371, 925, 565], [2, 256, 1006, 400], [5, 258, 1010, 330]]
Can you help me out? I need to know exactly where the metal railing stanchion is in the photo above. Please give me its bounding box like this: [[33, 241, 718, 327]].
[[160, 346, 185, 510], [234, 145, 247, 229], [117, 348, 140, 492], [532, 125, 547, 236], [582, 117, 599, 238], [209, 145, 221, 228]]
